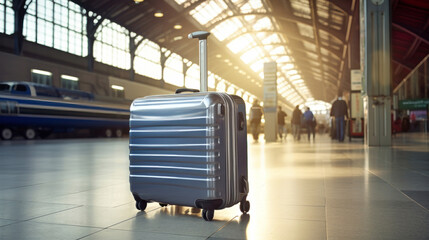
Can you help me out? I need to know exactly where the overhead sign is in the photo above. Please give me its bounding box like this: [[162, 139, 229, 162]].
[[399, 99, 429, 110]]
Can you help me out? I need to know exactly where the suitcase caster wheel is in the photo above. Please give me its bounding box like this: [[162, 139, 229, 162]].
[[240, 200, 250, 214], [136, 200, 147, 211], [159, 203, 168, 207], [202, 209, 214, 221]]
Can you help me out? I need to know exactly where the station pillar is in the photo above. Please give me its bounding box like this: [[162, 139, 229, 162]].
[[264, 62, 277, 142], [360, 0, 392, 146]]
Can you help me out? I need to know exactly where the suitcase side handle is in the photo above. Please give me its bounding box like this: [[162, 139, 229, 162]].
[[175, 88, 200, 94]]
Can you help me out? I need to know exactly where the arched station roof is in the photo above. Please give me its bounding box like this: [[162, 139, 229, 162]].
[[70, 0, 429, 104]]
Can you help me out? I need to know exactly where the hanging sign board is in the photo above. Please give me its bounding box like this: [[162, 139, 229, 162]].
[[399, 99, 429, 110], [263, 62, 277, 112], [351, 69, 362, 91]]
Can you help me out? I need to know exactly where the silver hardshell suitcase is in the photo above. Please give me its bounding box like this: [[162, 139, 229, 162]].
[[129, 31, 249, 221]]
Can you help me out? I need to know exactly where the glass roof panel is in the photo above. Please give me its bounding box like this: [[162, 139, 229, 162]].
[[277, 56, 291, 63], [174, 0, 188, 5], [190, 0, 228, 25], [303, 41, 316, 52], [250, 58, 269, 72], [287, 70, 298, 75], [244, 15, 256, 21], [240, 0, 265, 13], [319, 19, 328, 26], [309, 61, 320, 67], [316, 0, 329, 18], [297, 22, 314, 39], [292, 79, 304, 84], [318, 29, 329, 40], [317, 9, 329, 20], [253, 17, 273, 31], [261, 33, 281, 45], [282, 63, 295, 70], [312, 68, 321, 73], [211, 17, 244, 41], [319, 29, 342, 45], [240, 47, 265, 64], [290, 0, 311, 19], [269, 46, 286, 55], [320, 47, 329, 56], [264, 45, 274, 51], [331, 13, 344, 25], [227, 33, 254, 54], [331, 25, 342, 31], [289, 75, 301, 81], [306, 52, 318, 60]]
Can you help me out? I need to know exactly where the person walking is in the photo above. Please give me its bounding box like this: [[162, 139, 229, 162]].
[[303, 107, 315, 141], [330, 95, 349, 142], [250, 100, 263, 143], [277, 106, 287, 141], [291, 105, 302, 141]]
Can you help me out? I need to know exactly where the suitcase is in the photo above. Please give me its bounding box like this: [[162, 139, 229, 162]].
[[129, 31, 250, 221]]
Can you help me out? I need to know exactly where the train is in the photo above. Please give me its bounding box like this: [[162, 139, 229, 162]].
[[0, 82, 130, 140]]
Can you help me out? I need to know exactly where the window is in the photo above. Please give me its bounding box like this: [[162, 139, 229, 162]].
[[33, 85, 58, 98], [0, 83, 10, 91], [31, 69, 52, 85], [0, 0, 14, 34], [94, 20, 130, 70], [208, 73, 216, 89], [14, 84, 28, 92], [185, 65, 200, 89], [111, 85, 124, 98], [164, 53, 184, 87], [23, 0, 87, 56], [135, 39, 162, 80], [61, 75, 79, 90], [216, 81, 226, 92]]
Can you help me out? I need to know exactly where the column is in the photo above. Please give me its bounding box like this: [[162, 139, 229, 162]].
[[263, 62, 277, 142], [360, 0, 392, 146]]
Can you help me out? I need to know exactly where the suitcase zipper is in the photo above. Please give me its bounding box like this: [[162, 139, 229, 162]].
[[217, 93, 238, 207]]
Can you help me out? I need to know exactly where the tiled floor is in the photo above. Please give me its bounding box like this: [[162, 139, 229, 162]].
[[0, 133, 428, 240]]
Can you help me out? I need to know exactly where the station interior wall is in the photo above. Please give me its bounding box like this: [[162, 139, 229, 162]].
[[0, 34, 175, 103]]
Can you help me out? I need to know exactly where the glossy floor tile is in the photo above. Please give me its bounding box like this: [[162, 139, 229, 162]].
[[0, 133, 428, 240]]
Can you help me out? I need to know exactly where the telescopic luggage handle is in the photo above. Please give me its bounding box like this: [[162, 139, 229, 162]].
[[188, 31, 210, 93]]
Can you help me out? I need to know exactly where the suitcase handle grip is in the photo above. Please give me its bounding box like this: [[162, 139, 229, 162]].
[[188, 31, 210, 40], [175, 88, 200, 94]]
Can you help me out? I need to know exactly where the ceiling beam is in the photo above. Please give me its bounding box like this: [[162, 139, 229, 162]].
[[392, 59, 413, 71], [403, 38, 422, 61], [328, 0, 352, 15], [392, 22, 429, 46]]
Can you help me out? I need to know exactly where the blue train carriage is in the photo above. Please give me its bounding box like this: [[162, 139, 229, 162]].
[[0, 82, 130, 140]]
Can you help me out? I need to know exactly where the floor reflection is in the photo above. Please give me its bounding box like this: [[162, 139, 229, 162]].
[[0, 134, 429, 239]]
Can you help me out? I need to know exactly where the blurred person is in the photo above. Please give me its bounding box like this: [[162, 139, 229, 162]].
[[250, 100, 263, 143], [330, 95, 348, 142], [291, 105, 302, 141], [303, 107, 316, 141], [277, 106, 287, 140]]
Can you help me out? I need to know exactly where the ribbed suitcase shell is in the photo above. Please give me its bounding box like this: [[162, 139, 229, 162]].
[[129, 92, 248, 210]]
